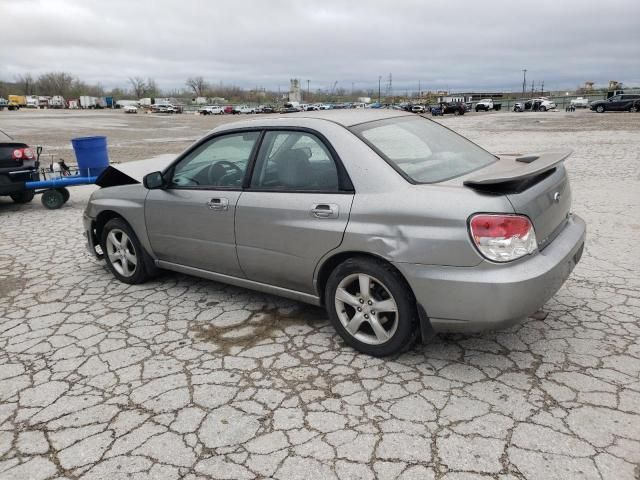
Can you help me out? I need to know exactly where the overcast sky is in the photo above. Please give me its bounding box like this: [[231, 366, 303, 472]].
[[2, 0, 639, 93]]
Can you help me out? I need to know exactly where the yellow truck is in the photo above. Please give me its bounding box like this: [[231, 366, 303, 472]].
[[7, 95, 27, 110]]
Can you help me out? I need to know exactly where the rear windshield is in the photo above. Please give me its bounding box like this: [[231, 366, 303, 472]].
[[352, 116, 496, 183]]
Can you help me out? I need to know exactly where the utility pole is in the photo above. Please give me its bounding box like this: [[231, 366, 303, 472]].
[[531, 80, 534, 98], [418, 80, 421, 99], [307, 79, 310, 100], [541, 80, 544, 96], [522, 69, 527, 97], [378, 76, 382, 104]]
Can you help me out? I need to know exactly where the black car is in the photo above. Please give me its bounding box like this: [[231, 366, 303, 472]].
[[0, 129, 39, 204], [590, 94, 640, 113], [439, 102, 466, 115]]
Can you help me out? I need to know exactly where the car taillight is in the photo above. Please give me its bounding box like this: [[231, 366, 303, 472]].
[[469, 214, 537, 262], [11, 148, 34, 161]]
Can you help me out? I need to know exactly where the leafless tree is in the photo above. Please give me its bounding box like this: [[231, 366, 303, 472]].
[[36, 72, 75, 97], [145, 78, 159, 97], [186, 76, 208, 97], [15, 74, 36, 95], [128, 77, 147, 98]]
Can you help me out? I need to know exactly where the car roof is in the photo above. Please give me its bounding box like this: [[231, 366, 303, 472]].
[[250, 109, 413, 128]]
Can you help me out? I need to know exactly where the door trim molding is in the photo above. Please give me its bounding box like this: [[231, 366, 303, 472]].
[[156, 260, 322, 306]]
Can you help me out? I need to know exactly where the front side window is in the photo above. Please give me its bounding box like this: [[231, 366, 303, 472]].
[[171, 132, 259, 188], [353, 116, 496, 183], [250, 131, 340, 191]]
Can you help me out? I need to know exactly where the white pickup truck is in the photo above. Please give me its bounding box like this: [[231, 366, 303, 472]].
[[475, 99, 494, 112], [570, 97, 589, 108]]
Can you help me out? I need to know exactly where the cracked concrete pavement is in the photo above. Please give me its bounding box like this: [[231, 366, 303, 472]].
[[0, 110, 639, 479]]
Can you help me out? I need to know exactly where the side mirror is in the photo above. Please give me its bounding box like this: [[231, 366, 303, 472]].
[[143, 171, 165, 189]]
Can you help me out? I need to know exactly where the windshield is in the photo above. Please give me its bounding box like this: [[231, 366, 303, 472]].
[[352, 116, 496, 183]]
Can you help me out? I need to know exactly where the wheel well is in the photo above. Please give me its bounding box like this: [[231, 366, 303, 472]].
[[94, 210, 124, 242], [315, 251, 413, 305]]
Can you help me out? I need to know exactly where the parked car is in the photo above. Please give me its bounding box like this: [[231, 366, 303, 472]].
[[256, 105, 275, 114], [514, 98, 557, 112], [84, 110, 585, 356], [589, 94, 640, 113], [232, 105, 255, 114], [438, 102, 466, 115], [223, 105, 234, 114], [475, 99, 494, 112], [123, 105, 138, 114], [411, 105, 426, 114], [0, 129, 39, 204], [199, 105, 224, 115], [570, 97, 590, 108], [280, 106, 300, 113], [151, 104, 177, 114]]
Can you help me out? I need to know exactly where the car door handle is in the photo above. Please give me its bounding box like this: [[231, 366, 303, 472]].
[[207, 197, 229, 211], [311, 203, 338, 219]]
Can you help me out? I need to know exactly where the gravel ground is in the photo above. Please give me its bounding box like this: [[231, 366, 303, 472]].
[[0, 109, 639, 480]]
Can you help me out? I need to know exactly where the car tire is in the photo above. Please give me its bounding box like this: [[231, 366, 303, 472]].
[[453, 110, 460, 115], [10, 190, 35, 204], [539, 105, 547, 112], [596, 105, 605, 113], [630, 105, 639, 113], [325, 257, 418, 357], [41, 189, 65, 209], [101, 218, 153, 285]]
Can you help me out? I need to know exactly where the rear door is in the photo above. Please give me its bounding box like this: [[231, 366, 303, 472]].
[[235, 130, 354, 293], [145, 131, 260, 276]]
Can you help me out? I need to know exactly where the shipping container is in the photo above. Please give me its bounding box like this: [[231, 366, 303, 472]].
[[79, 96, 97, 108], [67, 99, 79, 109]]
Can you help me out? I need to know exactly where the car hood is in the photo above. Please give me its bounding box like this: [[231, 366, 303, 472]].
[[96, 154, 176, 187]]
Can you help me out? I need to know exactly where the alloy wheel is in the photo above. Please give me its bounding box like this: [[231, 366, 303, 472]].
[[105, 228, 138, 277], [334, 273, 399, 345]]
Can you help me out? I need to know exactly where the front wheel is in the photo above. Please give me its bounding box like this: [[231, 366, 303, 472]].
[[539, 105, 547, 112], [101, 218, 153, 284], [10, 190, 35, 204], [325, 257, 418, 356], [596, 105, 605, 113]]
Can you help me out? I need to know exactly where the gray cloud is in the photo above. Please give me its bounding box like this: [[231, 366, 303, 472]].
[[2, 0, 639, 93]]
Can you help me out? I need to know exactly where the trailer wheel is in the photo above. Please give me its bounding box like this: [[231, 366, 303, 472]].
[[41, 189, 65, 209], [10, 191, 35, 204], [57, 188, 70, 203]]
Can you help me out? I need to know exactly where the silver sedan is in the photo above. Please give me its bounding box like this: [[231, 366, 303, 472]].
[[84, 110, 586, 356]]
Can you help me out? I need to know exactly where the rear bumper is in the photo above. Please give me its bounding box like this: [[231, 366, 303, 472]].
[[0, 169, 38, 195], [394, 213, 586, 333]]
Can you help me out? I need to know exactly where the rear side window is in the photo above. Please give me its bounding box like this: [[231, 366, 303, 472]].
[[352, 116, 496, 183], [250, 131, 340, 191]]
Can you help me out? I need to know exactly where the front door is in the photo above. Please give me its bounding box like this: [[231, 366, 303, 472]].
[[235, 130, 354, 293], [145, 131, 260, 276]]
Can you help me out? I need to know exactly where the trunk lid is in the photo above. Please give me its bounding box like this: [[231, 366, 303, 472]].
[[461, 150, 572, 249], [0, 142, 29, 168]]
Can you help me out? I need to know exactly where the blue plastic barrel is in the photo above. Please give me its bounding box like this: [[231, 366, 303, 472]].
[[71, 136, 109, 177]]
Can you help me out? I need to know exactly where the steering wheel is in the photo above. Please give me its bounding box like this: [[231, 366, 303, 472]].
[[207, 160, 243, 186]]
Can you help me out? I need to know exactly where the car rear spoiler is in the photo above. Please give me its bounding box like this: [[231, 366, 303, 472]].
[[463, 149, 572, 188]]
